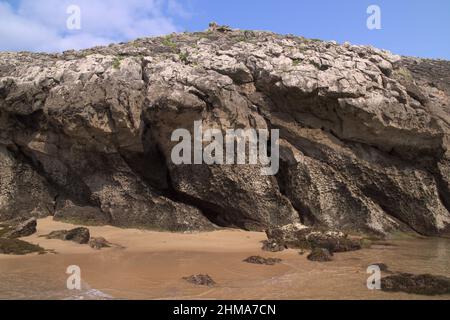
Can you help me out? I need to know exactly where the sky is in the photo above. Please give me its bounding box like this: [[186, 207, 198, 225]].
[[0, 0, 449, 59]]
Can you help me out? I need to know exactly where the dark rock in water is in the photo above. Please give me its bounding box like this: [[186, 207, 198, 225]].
[[44, 227, 90, 244], [89, 237, 111, 250], [243, 256, 282, 265], [266, 224, 361, 253], [4, 218, 37, 239], [381, 273, 450, 296], [183, 274, 216, 287], [261, 239, 285, 252], [307, 248, 333, 262], [0, 238, 45, 255]]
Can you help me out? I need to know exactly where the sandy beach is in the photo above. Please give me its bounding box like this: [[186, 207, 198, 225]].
[[0, 217, 449, 300]]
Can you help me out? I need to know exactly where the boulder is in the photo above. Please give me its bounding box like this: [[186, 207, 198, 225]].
[[89, 237, 111, 250], [45, 230, 69, 240], [1, 30, 450, 236], [266, 224, 362, 253], [265, 223, 309, 248], [64, 227, 90, 244]]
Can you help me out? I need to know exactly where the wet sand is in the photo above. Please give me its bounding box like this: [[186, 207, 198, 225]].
[[0, 217, 449, 300]]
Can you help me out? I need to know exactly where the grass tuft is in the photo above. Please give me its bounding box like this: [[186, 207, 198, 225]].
[[112, 56, 123, 69], [179, 52, 189, 64], [292, 58, 302, 66]]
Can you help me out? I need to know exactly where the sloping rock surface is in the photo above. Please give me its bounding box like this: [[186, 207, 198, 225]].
[[1, 29, 450, 235]]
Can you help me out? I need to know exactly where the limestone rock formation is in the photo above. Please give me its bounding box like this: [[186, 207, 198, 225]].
[[1, 29, 450, 235], [266, 223, 362, 252]]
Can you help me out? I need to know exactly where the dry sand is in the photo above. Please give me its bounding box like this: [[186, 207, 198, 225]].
[[0, 217, 449, 300]]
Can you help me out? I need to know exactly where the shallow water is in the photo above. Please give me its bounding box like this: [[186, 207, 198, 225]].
[[0, 238, 449, 300]]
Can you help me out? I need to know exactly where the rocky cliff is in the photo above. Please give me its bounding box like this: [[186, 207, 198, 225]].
[[1, 27, 450, 236]]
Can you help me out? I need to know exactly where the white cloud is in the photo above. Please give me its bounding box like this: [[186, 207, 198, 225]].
[[167, 0, 192, 19], [0, 0, 183, 52]]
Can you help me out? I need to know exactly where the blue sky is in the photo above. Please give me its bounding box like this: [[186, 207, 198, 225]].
[[1, 0, 449, 59]]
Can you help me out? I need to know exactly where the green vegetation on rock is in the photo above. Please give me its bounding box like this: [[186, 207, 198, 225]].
[[162, 36, 177, 49], [0, 224, 14, 238], [0, 238, 46, 255]]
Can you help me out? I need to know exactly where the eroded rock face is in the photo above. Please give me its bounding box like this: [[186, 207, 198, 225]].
[[1, 29, 450, 235], [89, 237, 111, 250], [243, 256, 282, 265]]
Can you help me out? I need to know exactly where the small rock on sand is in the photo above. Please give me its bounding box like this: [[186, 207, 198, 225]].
[[89, 237, 111, 250], [266, 224, 362, 253], [307, 248, 333, 262], [44, 227, 90, 244], [4, 218, 37, 239], [243, 256, 282, 265], [65, 227, 90, 244], [183, 274, 216, 287]]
